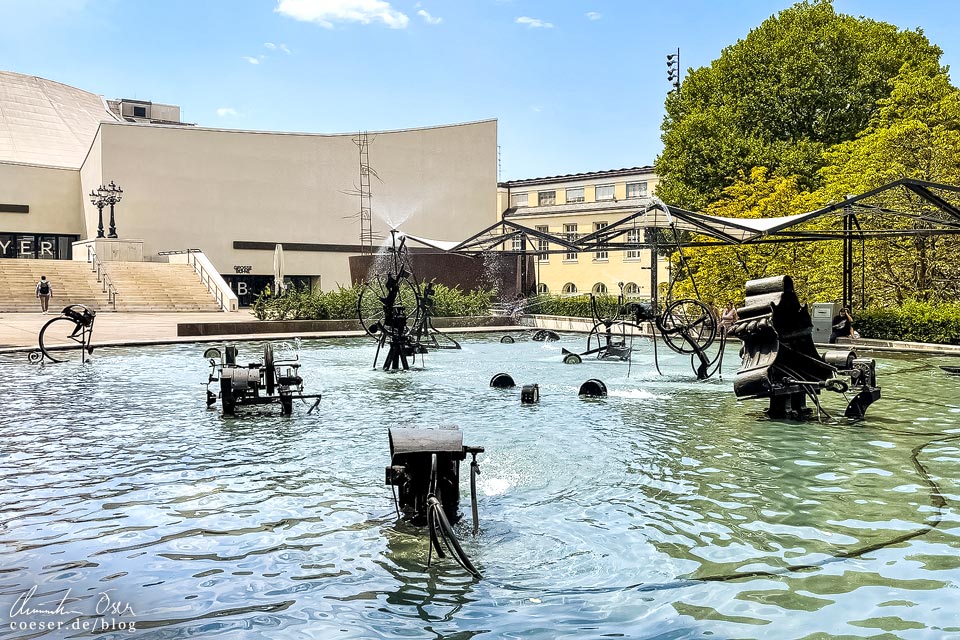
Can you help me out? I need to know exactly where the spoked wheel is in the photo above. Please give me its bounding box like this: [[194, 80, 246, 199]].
[[37, 316, 89, 363], [657, 299, 717, 354], [357, 276, 423, 338]]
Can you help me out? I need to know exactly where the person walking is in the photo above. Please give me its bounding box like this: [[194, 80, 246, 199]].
[[36, 275, 53, 314]]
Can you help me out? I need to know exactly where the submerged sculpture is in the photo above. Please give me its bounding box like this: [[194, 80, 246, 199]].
[[357, 230, 460, 370], [562, 284, 727, 380], [730, 275, 881, 419], [29, 304, 97, 364], [204, 343, 322, 416], [386, 426, 483, 578]]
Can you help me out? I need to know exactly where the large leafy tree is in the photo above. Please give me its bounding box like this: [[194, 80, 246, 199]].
[[668, 168, 833, 305], [819, 63, 960, 304], [655, 0, 942, 211]]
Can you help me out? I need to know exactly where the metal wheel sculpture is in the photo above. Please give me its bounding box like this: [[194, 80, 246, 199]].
[[358, 230, 461, 369], [563, 286, 727, 380], [657, 299, 717, 355], [29, 305, 97, 364], [357, 275, 423, 339]]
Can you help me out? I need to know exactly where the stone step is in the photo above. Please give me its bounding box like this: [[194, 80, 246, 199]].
[[0, 258, 223, 312]]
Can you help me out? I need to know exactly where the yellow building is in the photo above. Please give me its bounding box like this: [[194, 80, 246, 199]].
[[497, 167, 670, 299]]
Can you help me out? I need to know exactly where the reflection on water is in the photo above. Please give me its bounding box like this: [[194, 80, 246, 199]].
[[1, 336, 959, 638]]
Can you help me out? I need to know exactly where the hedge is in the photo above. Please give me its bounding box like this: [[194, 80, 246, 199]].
[[252, 283, 493, 321], [854, 301, 960, 345], [524, 295, 960, 345]]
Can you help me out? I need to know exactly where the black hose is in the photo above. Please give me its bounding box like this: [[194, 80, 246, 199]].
[[431, 499, 482, 579]]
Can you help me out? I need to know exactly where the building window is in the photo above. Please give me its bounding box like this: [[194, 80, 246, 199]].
[[133, 105, 147, 118], [594, 222, 608, 260], [538, 190, 556, 206], [566, 187, 584, 203], [535, 225, 549, 262], [625, 228, 641, 260], [595, 184, 615, 201], [511, 192, 528, 208], [624, 282, 641, 297], [564, 223, 578, 260], [562, 282, 578, 295], [511, 234, 522, 252], [592, 283, 608, 295], [538, 282, 549, 295], [626, 181, 648, 198]]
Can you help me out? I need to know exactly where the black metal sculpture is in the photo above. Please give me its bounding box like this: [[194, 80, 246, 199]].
[[204, 343, 321, 416], [386, 426, 483, 578], [562, 284, 726, 380], [729, 275, 881, 419], [29, 304, 97, 364], [358, 230, 460, 370]]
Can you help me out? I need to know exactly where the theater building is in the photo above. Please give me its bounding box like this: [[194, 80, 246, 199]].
[[0, 71, 498, 301]]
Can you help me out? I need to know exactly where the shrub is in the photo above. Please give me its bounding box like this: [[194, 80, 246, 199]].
[[252, 282, 493, 321], [856, 301, 960, 344]]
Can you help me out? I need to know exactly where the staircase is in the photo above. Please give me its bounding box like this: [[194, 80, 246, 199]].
[[0, 259, 112, 312], [0, 259, 223, 312], [102, 262, 223, 312]]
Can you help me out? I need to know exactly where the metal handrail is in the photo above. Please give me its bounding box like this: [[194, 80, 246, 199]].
[[186, 250, 226, 311], [87, 245, 118, 310]]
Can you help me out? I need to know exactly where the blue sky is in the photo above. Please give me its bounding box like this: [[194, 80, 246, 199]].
[[2, 0, 958, 181]]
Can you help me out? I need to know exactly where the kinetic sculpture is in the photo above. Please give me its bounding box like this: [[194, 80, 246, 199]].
[[28, 304, 97, 364], [385, 426, 483, 578], [730, 275, 881, 419], [357, 230, 460, 370], [204, 343, 322, 416], [562, 283, 726, 380]]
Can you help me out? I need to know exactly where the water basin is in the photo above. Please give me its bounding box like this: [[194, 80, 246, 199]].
[[1, 334, 959, 638]]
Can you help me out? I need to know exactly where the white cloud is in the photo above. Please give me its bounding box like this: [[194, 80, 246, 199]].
[[530, 105, 542, 113], [276, 0, 409, 29], [585, 11, 601, 21], [242, 56, 261, 64], [280, 43, 292, 53], [516, 16, 553, 29], [264, 42, 292, 53], [216, 108, 239, 117], [417, 9, 441, 24]]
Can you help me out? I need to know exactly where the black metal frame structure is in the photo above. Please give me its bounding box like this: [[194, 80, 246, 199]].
[[436, 179, 960, 311]]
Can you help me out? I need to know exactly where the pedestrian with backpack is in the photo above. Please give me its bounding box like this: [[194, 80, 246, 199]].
[[36, 275, 53, 313]]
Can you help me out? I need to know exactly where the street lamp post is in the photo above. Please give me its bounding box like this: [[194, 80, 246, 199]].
[[103, 181, 123, 238], [666, 48, 680, 92], [89, 187, 107, 238]]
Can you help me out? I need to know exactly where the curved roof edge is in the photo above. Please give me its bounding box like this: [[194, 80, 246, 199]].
[[98, 117, 497, 139]]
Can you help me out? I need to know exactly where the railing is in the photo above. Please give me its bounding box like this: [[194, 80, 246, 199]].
[[179, 250, 238, 312], [87, 246, 118, 310]]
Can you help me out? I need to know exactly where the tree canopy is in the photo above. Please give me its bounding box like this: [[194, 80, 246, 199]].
[[654, 0, 943, 211]]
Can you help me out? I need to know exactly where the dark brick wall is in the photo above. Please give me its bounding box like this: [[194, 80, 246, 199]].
[[348, 252, 536, 298]]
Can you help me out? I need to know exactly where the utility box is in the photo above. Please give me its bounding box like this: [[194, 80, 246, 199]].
[[811, 302, 838, 343]]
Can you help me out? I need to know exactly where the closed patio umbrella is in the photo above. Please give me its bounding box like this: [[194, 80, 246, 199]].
[[273, 243, 285, 295]]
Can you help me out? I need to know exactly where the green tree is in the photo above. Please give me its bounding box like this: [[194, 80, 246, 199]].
[[669, 168, 836, 305], [655, 0, 942, 210], [819, 63, 960, 304]]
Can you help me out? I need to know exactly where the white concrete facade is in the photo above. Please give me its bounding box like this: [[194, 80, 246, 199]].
[[0, 71, 498, 290]]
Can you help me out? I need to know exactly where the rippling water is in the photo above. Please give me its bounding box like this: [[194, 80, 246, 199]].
[[1, 334, 959, 639]]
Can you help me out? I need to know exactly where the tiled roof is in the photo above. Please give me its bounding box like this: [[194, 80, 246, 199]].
[[0, 71, 119, 168]]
